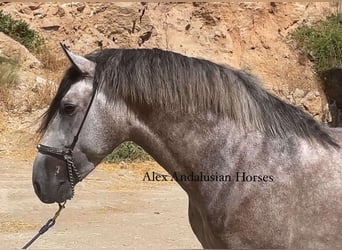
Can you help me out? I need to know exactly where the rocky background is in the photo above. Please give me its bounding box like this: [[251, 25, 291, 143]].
[[0, 2, 340, 151]]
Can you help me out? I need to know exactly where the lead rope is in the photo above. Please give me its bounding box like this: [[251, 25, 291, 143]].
[[22, 201, 66, 249]]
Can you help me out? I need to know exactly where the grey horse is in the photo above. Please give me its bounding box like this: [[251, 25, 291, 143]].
[[32, 45, 342, 248]]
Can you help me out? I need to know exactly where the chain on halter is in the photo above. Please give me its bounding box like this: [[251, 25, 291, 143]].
[[64, 152, 82, 196]]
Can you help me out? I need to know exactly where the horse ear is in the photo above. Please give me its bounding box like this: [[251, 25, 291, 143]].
[[60, 43, 96, 77]]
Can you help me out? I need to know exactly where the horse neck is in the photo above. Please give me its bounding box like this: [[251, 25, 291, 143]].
[[129, 107, 257, 191], [129, 106, 321, 193]]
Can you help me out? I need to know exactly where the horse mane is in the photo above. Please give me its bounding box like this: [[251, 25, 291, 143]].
[[39, 48, 339, 148]]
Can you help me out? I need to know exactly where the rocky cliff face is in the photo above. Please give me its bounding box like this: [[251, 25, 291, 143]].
[[0, 2, 338, 122]]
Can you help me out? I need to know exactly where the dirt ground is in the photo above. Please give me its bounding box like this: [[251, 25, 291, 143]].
[[0, 156, 201, 249]]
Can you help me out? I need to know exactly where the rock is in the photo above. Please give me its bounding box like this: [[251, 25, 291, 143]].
[[192, 2, 203, 7], [0, 2, 338, 122], [77, 4, 86, 12], [213, 30, 226, 40], [322, 103, 333, 124], [293, 88, 305, 103], [286, 95, 295, 105], [301, 91, 322, 116], [33, 12, 47, 19], [0, 32, 41, 69], [35, 76, 47, 85], [239, 2, 263, 11], [19, 6, 32, 15], [41, 25, 60, 31], [29, 4, 41, 10], [55, 6, 65, 17], [260, 36, 270, 49], [138, 30, 153, 46]]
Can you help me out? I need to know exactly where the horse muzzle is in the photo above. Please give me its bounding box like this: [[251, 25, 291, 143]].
[[32, 153, 74, 204]]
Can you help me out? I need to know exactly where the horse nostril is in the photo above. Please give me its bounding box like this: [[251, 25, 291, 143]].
[[33, 181, 41, 196]]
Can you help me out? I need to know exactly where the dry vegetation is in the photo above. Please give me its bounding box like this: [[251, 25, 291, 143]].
[[26, 79, 58, 113], [0, 111, 7, 133], [37, 44, 67, 72], [0, 56, 19, 108]]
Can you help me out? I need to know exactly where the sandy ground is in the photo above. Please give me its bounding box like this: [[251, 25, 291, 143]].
[[0, 157, 202, 249]]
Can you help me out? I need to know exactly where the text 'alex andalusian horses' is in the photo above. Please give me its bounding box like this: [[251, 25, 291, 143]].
[[32, 45, 342, 248]]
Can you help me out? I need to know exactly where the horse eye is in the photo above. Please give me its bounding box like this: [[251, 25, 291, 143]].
[[61, 103, 76, 115]]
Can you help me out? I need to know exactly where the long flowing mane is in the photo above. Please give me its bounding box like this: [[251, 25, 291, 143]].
[[39, 48, 339, 148]]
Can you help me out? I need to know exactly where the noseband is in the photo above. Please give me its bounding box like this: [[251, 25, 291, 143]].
[[37, 84, 96, 198], [36, 145, 81, 197]]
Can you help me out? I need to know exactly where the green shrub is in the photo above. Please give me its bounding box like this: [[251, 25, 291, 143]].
[[291, 15, 342, 76], [0, 10, 44, 52], [105, 141, 152, 163]]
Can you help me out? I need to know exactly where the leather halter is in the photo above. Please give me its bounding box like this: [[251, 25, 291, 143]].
[[37, 84, 96, 197]]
